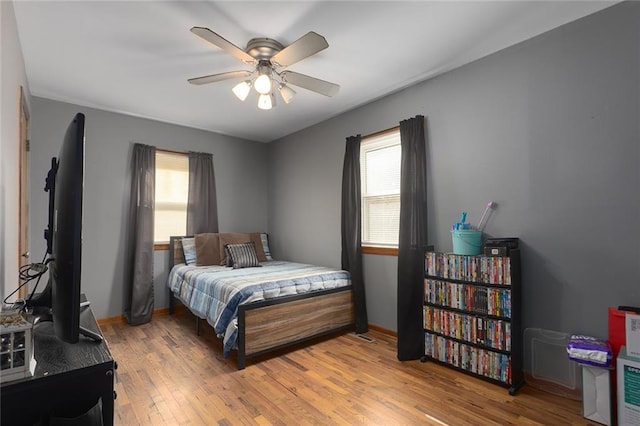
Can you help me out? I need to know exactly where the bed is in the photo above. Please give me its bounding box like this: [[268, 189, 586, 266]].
[[167, 233, 355, 369]]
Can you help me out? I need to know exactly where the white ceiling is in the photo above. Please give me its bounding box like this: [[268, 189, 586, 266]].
[[14, 1, 617, 143]]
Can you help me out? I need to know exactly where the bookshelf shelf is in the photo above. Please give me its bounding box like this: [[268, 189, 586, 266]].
[[422, 249, 524, 395]]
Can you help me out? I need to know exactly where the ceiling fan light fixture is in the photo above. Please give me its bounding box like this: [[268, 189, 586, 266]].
[[278, 84, 296, 104], [254, 74, 272, 95], [257, 93, 275, 110], [232, 80, 252, 101]]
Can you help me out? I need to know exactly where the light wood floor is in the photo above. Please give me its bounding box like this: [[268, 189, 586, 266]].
[[101, 311, 596, 425]]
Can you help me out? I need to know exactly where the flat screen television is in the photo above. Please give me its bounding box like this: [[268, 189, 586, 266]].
[[27, 112, 101, 343]]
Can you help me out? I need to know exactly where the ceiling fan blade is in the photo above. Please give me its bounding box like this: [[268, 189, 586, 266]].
[[282, 71, 340, 97], [191, 27, 257, 65], [271, 32, 329, 68], [188, 70, 252, 85]]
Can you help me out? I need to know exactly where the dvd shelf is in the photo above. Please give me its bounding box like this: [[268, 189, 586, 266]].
[[422, 249, 523, 395]]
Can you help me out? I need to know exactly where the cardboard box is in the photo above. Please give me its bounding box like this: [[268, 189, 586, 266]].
[[626, 313, 640, 358], [582, 366, 611, 425], [617, 346, 640, 426]]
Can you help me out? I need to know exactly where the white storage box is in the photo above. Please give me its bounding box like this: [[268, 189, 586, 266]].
[[617, 346, 640, 426], [581, 365, 612, 425]]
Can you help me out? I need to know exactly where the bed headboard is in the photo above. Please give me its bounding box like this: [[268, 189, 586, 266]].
[[169, 236, 191, 270], [169, 232, 270, 271]]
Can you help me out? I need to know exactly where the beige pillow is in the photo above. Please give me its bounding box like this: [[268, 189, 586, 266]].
[[195, 233, 221, 266]]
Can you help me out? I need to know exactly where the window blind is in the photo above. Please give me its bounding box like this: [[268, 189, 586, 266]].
[[154, 151, 188, 243], [361, 130, 401, 247]]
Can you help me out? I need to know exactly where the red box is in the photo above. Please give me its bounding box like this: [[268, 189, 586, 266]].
[[609, 307, 627, 425], [609, 307, 627, 359]]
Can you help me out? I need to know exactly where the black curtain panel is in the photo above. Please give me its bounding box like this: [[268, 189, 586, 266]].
[[186, 151, 219, 235], [341, 135, 368, 334], [397, 115, 428, 360], [124, 143, 156, 325]]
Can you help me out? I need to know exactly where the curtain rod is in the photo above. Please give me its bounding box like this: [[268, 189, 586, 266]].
[[156, 147, 187, 155], [363, 125, 399, 140]]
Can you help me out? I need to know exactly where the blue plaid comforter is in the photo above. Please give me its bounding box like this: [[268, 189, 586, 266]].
[[167, 260, 351, 356]]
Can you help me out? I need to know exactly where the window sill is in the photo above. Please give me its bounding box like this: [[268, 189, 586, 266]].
[[154, 243, 169, 251], [362, 246, 398, 256]]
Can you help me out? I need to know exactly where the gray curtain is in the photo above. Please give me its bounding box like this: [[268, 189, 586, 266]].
[[397, 115, 428, 360], [124, 143, 156, 325], [186, 151, 219, 235], [341, 135, 368, 334]]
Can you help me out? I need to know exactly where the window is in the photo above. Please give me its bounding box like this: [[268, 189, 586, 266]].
[[154, 150, 188, 245], [361, 128, 401, 254]]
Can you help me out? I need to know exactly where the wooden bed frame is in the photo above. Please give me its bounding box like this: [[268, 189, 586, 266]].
[[167, 236, 356, 369]]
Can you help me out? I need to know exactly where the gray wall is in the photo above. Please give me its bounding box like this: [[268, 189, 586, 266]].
[[268, 2, 640, 337], [28, 97, 268, 319]]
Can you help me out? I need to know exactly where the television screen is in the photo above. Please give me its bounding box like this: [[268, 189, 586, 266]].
[[28, 112, 101, 343], [50, 112, 85, 343]]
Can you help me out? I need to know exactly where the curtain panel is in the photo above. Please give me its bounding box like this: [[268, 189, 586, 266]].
[[124, 143, 156, 325], [186, 151, 219, 235], [397, 115, 428, 360], [341, 135, 368, 333]]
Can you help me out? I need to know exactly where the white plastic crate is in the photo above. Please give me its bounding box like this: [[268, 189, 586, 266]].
[[524, 328, 582, 399]]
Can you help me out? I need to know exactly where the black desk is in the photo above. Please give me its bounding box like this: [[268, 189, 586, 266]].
[[1, 304, 115, 425]]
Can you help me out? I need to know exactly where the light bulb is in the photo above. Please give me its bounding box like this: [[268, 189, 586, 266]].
[[232, 81, 251, 101], [278, 84, 296, 104], [254, 74, 272, 95], [257, 93, 274, 110]]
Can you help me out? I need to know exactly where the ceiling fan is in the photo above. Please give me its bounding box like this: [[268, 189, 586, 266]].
[[188, 27, 340, 110]]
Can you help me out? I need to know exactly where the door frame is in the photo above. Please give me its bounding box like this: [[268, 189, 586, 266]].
[[18, 86, 30, 298]]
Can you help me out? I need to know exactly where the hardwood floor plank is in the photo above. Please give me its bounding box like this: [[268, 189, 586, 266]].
[[103, 311, 595, 425]]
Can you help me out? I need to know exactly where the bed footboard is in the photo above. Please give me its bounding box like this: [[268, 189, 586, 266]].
[[237, 287, 355, 369]]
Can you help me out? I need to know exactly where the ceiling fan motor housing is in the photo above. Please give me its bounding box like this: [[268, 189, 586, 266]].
[[246, 38, 284, 61]]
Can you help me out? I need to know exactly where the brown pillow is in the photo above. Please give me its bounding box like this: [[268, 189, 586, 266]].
[[218, 233, 252, 265], [249, 232, 267, 262], [195, 233, 221, 266]]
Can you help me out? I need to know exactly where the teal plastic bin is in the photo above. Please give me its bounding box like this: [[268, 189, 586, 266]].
[[451, 230, 482, 255]]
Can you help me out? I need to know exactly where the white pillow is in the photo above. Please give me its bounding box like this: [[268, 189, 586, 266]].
[[182, 237, 196, 265]]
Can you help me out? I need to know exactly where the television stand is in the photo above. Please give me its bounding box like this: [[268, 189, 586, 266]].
[[1, 296, 115, 425], [79, 323, 103, 342], [31, 294, 102, 342], [30, 305, 103, 342]]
